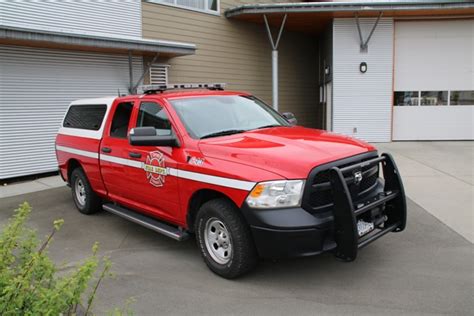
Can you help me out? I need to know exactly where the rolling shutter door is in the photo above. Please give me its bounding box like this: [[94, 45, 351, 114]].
[[0, 45, 143, 179]]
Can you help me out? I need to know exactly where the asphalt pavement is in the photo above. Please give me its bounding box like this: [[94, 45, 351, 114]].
[[0, 187, 472, 315]]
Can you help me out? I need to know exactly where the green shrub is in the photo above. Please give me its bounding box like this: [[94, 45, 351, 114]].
[[0, 202, 131, 315]]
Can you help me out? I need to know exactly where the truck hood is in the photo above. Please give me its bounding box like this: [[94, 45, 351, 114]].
[[198, 126, 375, 179]]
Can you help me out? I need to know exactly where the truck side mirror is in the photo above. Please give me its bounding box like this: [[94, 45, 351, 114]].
[[129, 127, 180, 147], [282, 112, 297, 126]]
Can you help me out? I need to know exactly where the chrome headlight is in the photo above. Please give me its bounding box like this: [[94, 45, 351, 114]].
[[246, 180, 305, 209]]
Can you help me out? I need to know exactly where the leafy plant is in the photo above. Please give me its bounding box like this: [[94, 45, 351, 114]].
[[0, 202, 131, 315]]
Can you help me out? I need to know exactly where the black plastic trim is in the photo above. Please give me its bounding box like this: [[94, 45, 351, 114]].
[[302, 151, 379, 213], [239, 152, 406, 260]]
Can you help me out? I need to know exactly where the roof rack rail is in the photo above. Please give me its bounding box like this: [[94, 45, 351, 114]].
[[140, 83, 226, 94]]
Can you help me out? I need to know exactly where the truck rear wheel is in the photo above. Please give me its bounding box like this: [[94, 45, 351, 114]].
[[195, 198, 257, 279], [70, 168, 101, 215]]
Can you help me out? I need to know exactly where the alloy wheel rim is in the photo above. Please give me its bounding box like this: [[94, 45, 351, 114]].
[[204, 218, 232, 265]]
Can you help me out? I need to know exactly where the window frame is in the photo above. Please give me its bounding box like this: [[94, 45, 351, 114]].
[[145, 0, 220, 16]]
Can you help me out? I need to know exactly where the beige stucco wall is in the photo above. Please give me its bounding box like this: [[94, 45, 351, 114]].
[[142, 0, 320, 127]]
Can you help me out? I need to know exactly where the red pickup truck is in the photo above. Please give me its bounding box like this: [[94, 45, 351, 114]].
[[55, 84, 406, 278]]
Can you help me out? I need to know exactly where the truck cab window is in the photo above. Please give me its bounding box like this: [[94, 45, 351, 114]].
[[137, 102, 172, 136], [110, 102, 133, 138]]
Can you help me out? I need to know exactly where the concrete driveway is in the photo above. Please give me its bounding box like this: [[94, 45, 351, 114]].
[[375, 141, 473, 242], [0, 191, 472, 314], [0, 141, 473, 315]]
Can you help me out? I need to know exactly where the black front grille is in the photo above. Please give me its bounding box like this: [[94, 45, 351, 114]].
[[359, 170, 379, 193], [303, 152, 380, 214], [309, 187, 333, 207], [313, 171, 331, 184]]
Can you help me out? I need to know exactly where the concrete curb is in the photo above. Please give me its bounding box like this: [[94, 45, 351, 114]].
[[0, 175, 66, 199]]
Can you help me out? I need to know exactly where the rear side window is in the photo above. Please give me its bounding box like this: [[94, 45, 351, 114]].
[[110, 102, 134, 138], [63, 104, 106, 130]]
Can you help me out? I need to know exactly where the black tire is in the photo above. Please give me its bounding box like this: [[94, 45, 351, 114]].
[[70, 168, 102, 215], [195, 198, 257, 279]]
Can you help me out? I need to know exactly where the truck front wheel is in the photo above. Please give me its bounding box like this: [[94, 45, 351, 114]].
[[195, 198, 257, 279], [70, 168, 101, 215]]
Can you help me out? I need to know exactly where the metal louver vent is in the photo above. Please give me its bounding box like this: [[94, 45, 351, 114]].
[[149, 64, 169, 85]]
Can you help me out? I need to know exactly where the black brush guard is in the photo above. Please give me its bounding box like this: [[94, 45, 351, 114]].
[[329, 153, 406, 261]]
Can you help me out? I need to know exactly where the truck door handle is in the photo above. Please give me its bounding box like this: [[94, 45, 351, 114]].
[[101, 147, 112, 153], [129, 152, 142, 158]]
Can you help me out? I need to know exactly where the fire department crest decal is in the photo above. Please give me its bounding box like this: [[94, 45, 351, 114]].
[[142, 151, 169, 187]]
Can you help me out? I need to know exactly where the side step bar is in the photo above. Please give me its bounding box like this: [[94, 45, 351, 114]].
[[103, 204, 189, 241]]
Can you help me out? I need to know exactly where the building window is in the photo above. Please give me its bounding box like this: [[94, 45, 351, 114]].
[[146, 0, 219, 14], [395, 90, 474, 106], [149, 64, 169, 85], [63, 104, 107, 130], [450, 91, 474, 106], [394, 91, 419, 106], [420, 91, 448, 106]]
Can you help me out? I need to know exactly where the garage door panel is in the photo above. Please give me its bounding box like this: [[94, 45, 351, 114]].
[[393, 20, 474, 140], [393, 106, 474, 140], [0, 45, 143, 179]]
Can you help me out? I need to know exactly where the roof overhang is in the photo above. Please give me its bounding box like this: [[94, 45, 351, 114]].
[[225, 1, 474, 34], [0, 24, 196, 57]]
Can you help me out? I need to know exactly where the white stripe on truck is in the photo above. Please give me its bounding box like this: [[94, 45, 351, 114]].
[[56, 145, 99, 159], [100, 154, 142, 168], [176, 169, 255, 191], [56, 145, 256, 191]]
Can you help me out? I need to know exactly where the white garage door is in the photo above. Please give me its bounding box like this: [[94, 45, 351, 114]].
[[0, 45, 143, 179], [393, 19, 474, 140]]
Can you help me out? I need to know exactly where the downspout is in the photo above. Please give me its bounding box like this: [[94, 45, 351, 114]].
[[128, 50, 134, 94], [263, 14, 287, 111], [272, 50, 278, 111]]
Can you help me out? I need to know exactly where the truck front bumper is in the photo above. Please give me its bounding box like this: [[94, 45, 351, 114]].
[[241, 153, 407, 260], [243, 206, 337, 258]]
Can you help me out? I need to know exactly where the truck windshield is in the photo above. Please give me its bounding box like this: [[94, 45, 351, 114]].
[[170, 95, 290, 139]]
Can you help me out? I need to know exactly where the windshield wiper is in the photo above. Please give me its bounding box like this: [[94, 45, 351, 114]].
[[253, 124, 282, 130], [200, 129, 246, 139]]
